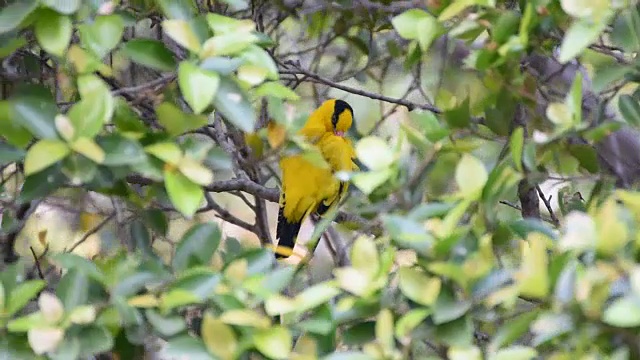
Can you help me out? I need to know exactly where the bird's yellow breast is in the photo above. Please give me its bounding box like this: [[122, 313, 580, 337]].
[[280, 133, 354, 221]]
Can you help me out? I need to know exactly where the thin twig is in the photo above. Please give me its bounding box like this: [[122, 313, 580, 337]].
[[67, 213, 116, 253], [536, 186, 560, 226], [29, 246, 45, 280]]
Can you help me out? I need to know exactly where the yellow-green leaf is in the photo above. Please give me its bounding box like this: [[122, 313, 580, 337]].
[[201, 312, 237, 359], [162, 19, 201, 53], [254, 326, 292, 360], [24, 139, 70, 175], [71, 137, 105, 164]]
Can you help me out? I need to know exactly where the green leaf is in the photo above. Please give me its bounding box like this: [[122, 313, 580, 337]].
[[490, 346, 538, 360], [162, 19, 202, 53], [68, 74, 114, 139], [391, 9, 431, 39], [173, 222, 222, 272], [220, 309, 271, 328], [382, 215, 433, 256], [518, 234, 549, 299], [444, 98, 471, 128], [510, 127, 524, 172], [18, 165, 67, 203], [351, 236, 380, 278], [0, 0, 38, 35], [178, 61, 220, 114], [78, 14, 124, 58], [619, 94, 640, 127], [97, 134, 147, 166], [24, 139, 70, 175], [201, 32, 257, 58], [121, 39, 177, 72], [398, 266, 441, 306], [355, 136, 395, 171], [201, 313, 237, 359], [156, 102, 208, 137], [254, 326, 293, 360], [395, 308, 430, 340], [416, 16, 440, 52], [558, 18, 608, 64], [603, 295, 640, 327], [51, 253, 105, 284], [164, 336, 215, 360], [489, 310, 539, 352], [432, 288, 471, 325], [0, 100, 32, 148], [455, 154, 488, 197], [254, 82, 300, 100], [70, 137, 105, 164], [9, 85, 59, 139], [146, 142, 183, 165], [375, 309, 394, 352], [42, 0, 81, 14], [156, 0, 197, 19], [34, 10, 72, 57], [212, 76, 257, 132], [145, 309, 187, 337], [56, 269, 88, 310], [76, 326, 113, 357], [6, 280, 46, 316], [0, 142, 26, 165]]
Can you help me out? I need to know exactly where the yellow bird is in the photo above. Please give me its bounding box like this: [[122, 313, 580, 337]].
[[275, 99, 356, 259]]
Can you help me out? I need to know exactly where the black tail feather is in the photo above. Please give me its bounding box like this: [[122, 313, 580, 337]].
[[275, 204, 302, 259]]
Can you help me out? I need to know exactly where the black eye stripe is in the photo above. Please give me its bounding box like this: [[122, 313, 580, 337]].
[[332, 99, 353, 128]]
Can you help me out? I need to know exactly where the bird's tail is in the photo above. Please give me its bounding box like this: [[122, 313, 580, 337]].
[[275, 204, 302, 259]]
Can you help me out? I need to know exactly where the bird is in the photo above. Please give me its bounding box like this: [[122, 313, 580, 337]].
[[274, 99, 357, 259]]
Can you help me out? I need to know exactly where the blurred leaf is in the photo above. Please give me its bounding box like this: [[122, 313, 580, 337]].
[[145, 309, 187, 337], [212, 76, 257, 132], [455, 154, 488, 197], [173, 223, 222, 272], [0, 0, 38, 35], [178, 61, 220, 114], [489, 310, 539, 352], [254, 326, 293, 360], [201, 32, 257, 58], [398, 267, 441, 306], [97, 134, 147, 166], [6, 280, 46, 316], [490, 346, 538, 360], [603, 296, 640, 327], [356, 136, 395, 171], [34, 10, 72, 57], [567, 143, 599, 173], [618, 94, 640, 127], [518, 234, 549, 299], [391, 9, 431, 39], [156, 102, 207, 137], [395, 308, 430, 340], [56, 269, 88, 310], [121, 39, 177, 72], [164, 168, 204, 217], [510, 127, 524, 171], [9, 85, 59, 139], [77, 326, 113, 357], [42, 0, 81, 14], [558, 18, 608, 64], [201, 312, 237, 359], [432, 288, 471, 325], [156, 0, 196, 19], [383, 215, 433, 256], [78, 14, 124, 58], [163, 336, 215, 360], [162, 19, 201, 53], [24, 139, 70, 175], [0, 142, 25, 165], [444, 98, 470, 128]]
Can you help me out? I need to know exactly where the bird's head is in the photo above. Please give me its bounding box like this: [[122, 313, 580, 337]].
[[317, 99, 354, 137]]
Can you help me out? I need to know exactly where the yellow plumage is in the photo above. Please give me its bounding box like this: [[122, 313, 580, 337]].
[[274, 99, 356, 258]]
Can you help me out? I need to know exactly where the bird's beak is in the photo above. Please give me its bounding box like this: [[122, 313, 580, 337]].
[[334, 130, 345, 137]]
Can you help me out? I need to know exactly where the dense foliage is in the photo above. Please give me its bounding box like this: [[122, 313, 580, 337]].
[[2, 0, 640, 359]]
